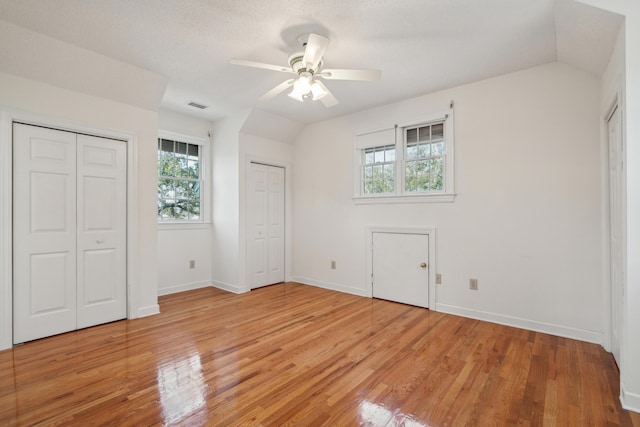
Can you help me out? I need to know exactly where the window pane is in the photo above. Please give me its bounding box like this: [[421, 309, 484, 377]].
[[430, 158, 444, 190], [175, 180, 191, 199], [417, 143, 430, 158], [364, 149, 374, 165], [432, 123, 444, 140], [364, 166, 373, 194], [418, 126, 430, 142], [383, 164, 394, 193], [431, 141, 444, 156], [158, 178, 175, 199], [372, 164, 383, 193], [406, 128, 417, 143], [175, 151, 188, 178], [158, 150, 175, 178], [385, 146, 396, 161], [187, 143, 199, 158], [405, 162, 416, 192], [175, 141, 188, 155], [187, 158, 199, 179], [159, 139, 174, 153], [406, 143, 417, 159], [374, 148, 384, 163]]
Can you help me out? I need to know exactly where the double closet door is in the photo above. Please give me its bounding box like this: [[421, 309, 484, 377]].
[[13, 123, 127, 344]]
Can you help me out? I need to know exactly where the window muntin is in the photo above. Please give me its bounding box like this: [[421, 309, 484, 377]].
[[363, 144, 395, 194], [158, 138, 202, 221], [404, 122, 445, 193]]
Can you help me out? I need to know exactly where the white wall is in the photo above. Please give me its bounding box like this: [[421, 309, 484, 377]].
[[0, 72, 161, 348], [292, 62, 603, 343], [211, 108, 296, 293], [157, 109, 214, 295], [211, 110, 249, 292]]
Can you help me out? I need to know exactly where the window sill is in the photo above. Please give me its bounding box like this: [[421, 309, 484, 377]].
[[157, 222, 212, 231], [353, 193, 456, 205]]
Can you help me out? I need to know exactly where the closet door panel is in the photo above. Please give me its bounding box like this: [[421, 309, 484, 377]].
[[13, 124, 77, 343], [76, 134, 127, 328]]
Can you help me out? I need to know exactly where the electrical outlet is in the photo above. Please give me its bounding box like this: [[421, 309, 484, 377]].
[[331, 260, 336, 269], [469, 278, 478, 290], [189, 260, 196, 269], [436, 273, 442, 284]]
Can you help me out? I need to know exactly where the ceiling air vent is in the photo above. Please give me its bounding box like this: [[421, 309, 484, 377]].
[[187, 101, 209, 110]]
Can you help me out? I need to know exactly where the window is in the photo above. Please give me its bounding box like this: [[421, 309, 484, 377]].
[[363, 144, 395, 194], [404, 123, 444, 192], [157, 135, 204, 221], [354, 109, 454, 203]]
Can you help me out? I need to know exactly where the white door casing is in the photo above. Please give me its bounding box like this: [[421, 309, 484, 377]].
[[608, 104, 624, 366], [249, 163, 285, 289], [76, 134, 127, 329], [367, 227, 436, 309], [13, 124, 78, 342], [13, 124, 127, 343]]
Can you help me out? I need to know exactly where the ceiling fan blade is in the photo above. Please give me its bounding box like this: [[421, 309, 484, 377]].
[[231, 59, 295, 74], [258, 79, 295, 102], [302, 33, 330, 71], [314, 81, 339, 107], [318, 68, 381, 81]]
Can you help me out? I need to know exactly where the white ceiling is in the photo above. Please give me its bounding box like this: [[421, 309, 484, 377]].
[[0, 0, 623, 125]]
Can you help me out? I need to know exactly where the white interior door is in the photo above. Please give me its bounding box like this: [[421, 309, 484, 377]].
[[76, 134, 127, 329], [372, 232, 429, 308], [249, 163, 285, 289], [13, 124, 78, 343], [608, 105, 624, 365], [13, 124, 127, 343]]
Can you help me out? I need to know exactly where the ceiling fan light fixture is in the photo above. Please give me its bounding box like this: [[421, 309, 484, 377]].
[[310, 81, 328, 100], [288, 73, 314, 101]]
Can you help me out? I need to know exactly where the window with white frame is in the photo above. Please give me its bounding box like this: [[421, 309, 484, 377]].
[[363, 144, 396, 194], [354, 109, 454, 203], [157, 135, 204, 221]]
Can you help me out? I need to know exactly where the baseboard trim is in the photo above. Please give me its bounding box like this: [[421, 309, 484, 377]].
[[621, 382, 640, 414], [291, 276, 367, 298], [158, 280, 212, 296], [435, 303, 602, 344], [212, 280, 249, 294], [136, 304, 160, 318]]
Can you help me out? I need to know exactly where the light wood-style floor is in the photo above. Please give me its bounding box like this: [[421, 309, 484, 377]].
[[1, 282, 638, 426]]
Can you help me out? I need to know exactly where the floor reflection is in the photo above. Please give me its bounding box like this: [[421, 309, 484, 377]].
[[157, 353, 208, 425], [359, 400, 429, 427]]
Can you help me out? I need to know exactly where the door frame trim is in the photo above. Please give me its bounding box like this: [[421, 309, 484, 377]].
[[600, 75, 625, 356], [366, 226, 437, 309], [0, 108, 138, 350]]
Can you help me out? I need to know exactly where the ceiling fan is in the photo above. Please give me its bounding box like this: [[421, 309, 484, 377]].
[[231, 33, 381, 107]]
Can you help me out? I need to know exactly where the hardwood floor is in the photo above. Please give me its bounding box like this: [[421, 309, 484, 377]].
[[1, 282, 638, 426]]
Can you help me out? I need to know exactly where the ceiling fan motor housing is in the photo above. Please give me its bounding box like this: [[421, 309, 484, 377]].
[[288, 52, 321, 74]]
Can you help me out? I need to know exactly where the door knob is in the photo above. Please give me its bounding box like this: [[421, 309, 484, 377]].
[[97, 238, 104, 244], [420, 262, 427, 268]]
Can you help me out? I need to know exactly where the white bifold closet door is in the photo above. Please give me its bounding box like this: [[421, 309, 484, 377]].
[[248, 163, 285, 289], [13, 123, 127, 344]]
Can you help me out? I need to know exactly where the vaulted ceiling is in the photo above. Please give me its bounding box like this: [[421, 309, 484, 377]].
[[0, 0, 623, 125]]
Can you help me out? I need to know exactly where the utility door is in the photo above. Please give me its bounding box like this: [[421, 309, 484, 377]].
[[76, 134, 127, 329], [372, 232, 429, 308], [608, 104, 624, 366], [13, 124, 78, 342], [249, 163, 285, 289]]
